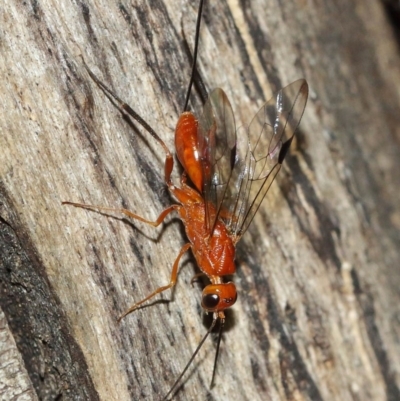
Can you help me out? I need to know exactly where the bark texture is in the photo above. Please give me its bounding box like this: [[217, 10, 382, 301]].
[[1, 0, 399, 400]]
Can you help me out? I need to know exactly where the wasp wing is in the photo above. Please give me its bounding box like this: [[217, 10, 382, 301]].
[[224, 79, 309, 240], [198, 88, 237, 233]]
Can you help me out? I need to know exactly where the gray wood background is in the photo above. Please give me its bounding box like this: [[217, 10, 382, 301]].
[[1, 0, 399, 400]]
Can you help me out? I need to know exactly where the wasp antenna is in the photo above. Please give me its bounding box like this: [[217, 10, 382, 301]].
[[163, 315, 218, 401], [183, 0, 205, 112], [210, 317, 225, 388]]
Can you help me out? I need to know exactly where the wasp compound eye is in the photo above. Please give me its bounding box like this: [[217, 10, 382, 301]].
[[202, 293, 220, 310]]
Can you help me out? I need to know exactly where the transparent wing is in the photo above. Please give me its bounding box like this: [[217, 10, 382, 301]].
[[223, 79, 309, 239], [198, 88, 237, 233]]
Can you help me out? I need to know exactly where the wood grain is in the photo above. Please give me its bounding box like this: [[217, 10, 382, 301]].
[[1, 0, 400, 400]]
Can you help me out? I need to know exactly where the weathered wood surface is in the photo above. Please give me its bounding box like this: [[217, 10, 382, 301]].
[[1, 0, 400, 400]]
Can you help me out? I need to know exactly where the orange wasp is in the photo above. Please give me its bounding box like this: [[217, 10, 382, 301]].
[[63, 0, 308, 398]]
